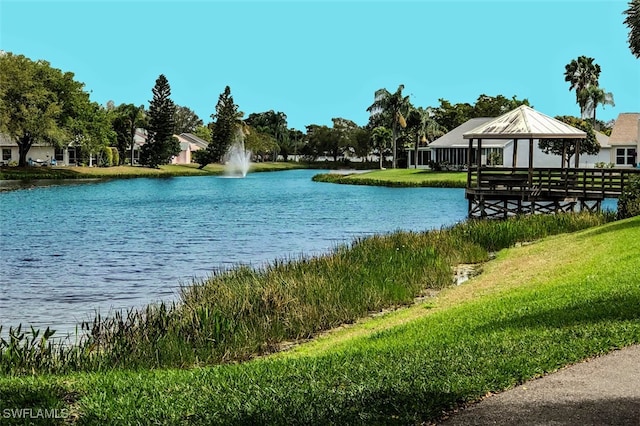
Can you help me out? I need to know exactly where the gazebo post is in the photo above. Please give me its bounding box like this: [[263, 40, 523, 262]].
[[467, 137, 473, 188], [574, 139, 580, 168], [528, 138, 534, 188], [512, 139, 518, 168], [477, 138, 483, 188]]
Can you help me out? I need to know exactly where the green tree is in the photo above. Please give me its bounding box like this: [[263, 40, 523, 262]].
[[366, 85, 411, 169], [624, 0, 640, 58], [564, 56, 601, 117], [432, 95, 529, 132], [579, 85, 615, 126], [111, 103, 146, 165], [192, 125, 212, 142], [472, 94, 530, 117], [331, 117, 359, 161], [140, 75, 180, 168], [245, 110, 289, 161], [174, 105, 203, 134], [285, 128, 305, 161], [244, 126, 278, 161], [405, 106, 445, 169], [305, 124, 340, 161], [371, 126, 392, 169], [432, 99, 474, 132], [72, 101, 115, 166], [197, 86, 242, 168], [617, 175, 640, 219], [351, 127, 372, 160], [538, 116, 599, 167], [0, 53, 90, 166]]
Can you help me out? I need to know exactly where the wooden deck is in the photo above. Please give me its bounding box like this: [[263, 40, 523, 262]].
[[466, 167, 640, 218]]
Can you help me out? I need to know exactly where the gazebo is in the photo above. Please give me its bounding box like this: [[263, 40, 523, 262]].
[[462, 105, 633, 218]]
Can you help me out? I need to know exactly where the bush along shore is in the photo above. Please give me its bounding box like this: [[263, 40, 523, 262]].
[[0, 212, 615, 376]]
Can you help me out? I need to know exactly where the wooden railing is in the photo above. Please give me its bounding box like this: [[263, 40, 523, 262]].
[[468, 167, 640, 199]]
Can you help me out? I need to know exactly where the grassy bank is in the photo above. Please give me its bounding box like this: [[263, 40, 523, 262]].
[[313, 168, 467, 187], [0, 213, 613, 377], [0, 162, 303, 180], [0, 214, 636, 424]]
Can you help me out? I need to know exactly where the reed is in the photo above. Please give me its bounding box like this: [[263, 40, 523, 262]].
[[0, 212, 614, 375]]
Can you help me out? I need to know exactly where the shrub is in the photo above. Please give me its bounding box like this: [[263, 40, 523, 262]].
[[99, 146, 113, 167], [110, 147, 120, 166], [617, 175, 640, 219]]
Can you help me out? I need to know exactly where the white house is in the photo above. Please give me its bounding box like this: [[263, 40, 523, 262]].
[[0, 133, 62, 166], [608, 113, 639, 168], [0, 128, 209, 166], [407, 112, 612, 169]]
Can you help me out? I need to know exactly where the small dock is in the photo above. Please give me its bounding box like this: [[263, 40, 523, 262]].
[[466, 167, 640, 218]]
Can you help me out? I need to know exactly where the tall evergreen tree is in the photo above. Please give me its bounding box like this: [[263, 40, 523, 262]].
[[196, 86, 241, 169], [140, 74, 179, 168]]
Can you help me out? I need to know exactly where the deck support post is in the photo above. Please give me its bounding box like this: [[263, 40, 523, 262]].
[[477, 138, 482, 189]]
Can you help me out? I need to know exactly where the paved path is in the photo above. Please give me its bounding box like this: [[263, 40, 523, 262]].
[[439, 345, 640, 426]]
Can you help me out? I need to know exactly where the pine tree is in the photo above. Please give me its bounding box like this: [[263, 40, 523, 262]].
[[196, 86, 240, 169], [140, 74, 180, 167]]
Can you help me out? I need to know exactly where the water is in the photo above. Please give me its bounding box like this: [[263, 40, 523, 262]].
[[0, 169, 468, 335]]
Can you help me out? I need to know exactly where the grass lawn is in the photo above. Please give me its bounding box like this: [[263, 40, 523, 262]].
[[313, 168, 467, 187], [0, 162, 303, 180], [1, 216, 638, 424]]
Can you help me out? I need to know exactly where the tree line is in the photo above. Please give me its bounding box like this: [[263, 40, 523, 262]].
[[2, 0, 637, 170]]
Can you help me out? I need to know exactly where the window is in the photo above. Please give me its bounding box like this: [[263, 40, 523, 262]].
[[67, 147, 78, 164], [616, 148, 637, 166], [55, 148, 64, 162], [2, 149, 11, 161]]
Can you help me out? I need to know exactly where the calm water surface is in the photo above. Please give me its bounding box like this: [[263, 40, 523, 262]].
[[0, 169, 467, 335]]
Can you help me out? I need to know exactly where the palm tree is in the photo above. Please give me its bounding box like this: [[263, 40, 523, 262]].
[[579, 86, 615, 126], [564, 56, 601, 116], [405, 106, 445, 168], [366, 85, 411, 168], [371, 126, 392, 169], [624, 0, 640, 58]]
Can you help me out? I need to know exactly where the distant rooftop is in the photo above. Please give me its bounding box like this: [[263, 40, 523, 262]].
[[609, 113, 640, 145], [430, 118, 510, 148]]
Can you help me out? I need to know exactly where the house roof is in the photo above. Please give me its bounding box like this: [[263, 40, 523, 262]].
[[595, 131, 610, 148], [608, 113, 640, 146], [430, 118, 511, 149], [463, 105, 586, 140], [177, 133, 209, 149]]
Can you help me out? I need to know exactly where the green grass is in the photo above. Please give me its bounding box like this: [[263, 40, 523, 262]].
[[0, 215, 636, 424], [0, 213, 610, 376], [313, 168, 467, 187], [0, 162, 303, 181]]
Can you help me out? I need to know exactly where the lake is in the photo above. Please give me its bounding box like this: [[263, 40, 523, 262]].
[[0, 169, 468, 335]]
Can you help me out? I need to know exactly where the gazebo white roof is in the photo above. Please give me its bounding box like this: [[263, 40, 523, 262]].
[[463, 105, 586, 140]]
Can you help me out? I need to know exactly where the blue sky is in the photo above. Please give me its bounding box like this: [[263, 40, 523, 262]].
[[1, 1, 638, 131]]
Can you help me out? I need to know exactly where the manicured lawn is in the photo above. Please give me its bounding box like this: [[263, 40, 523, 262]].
[[313, 168, 467, 187], [0, 162, 303, 180], [1, 215, 637, 424]]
